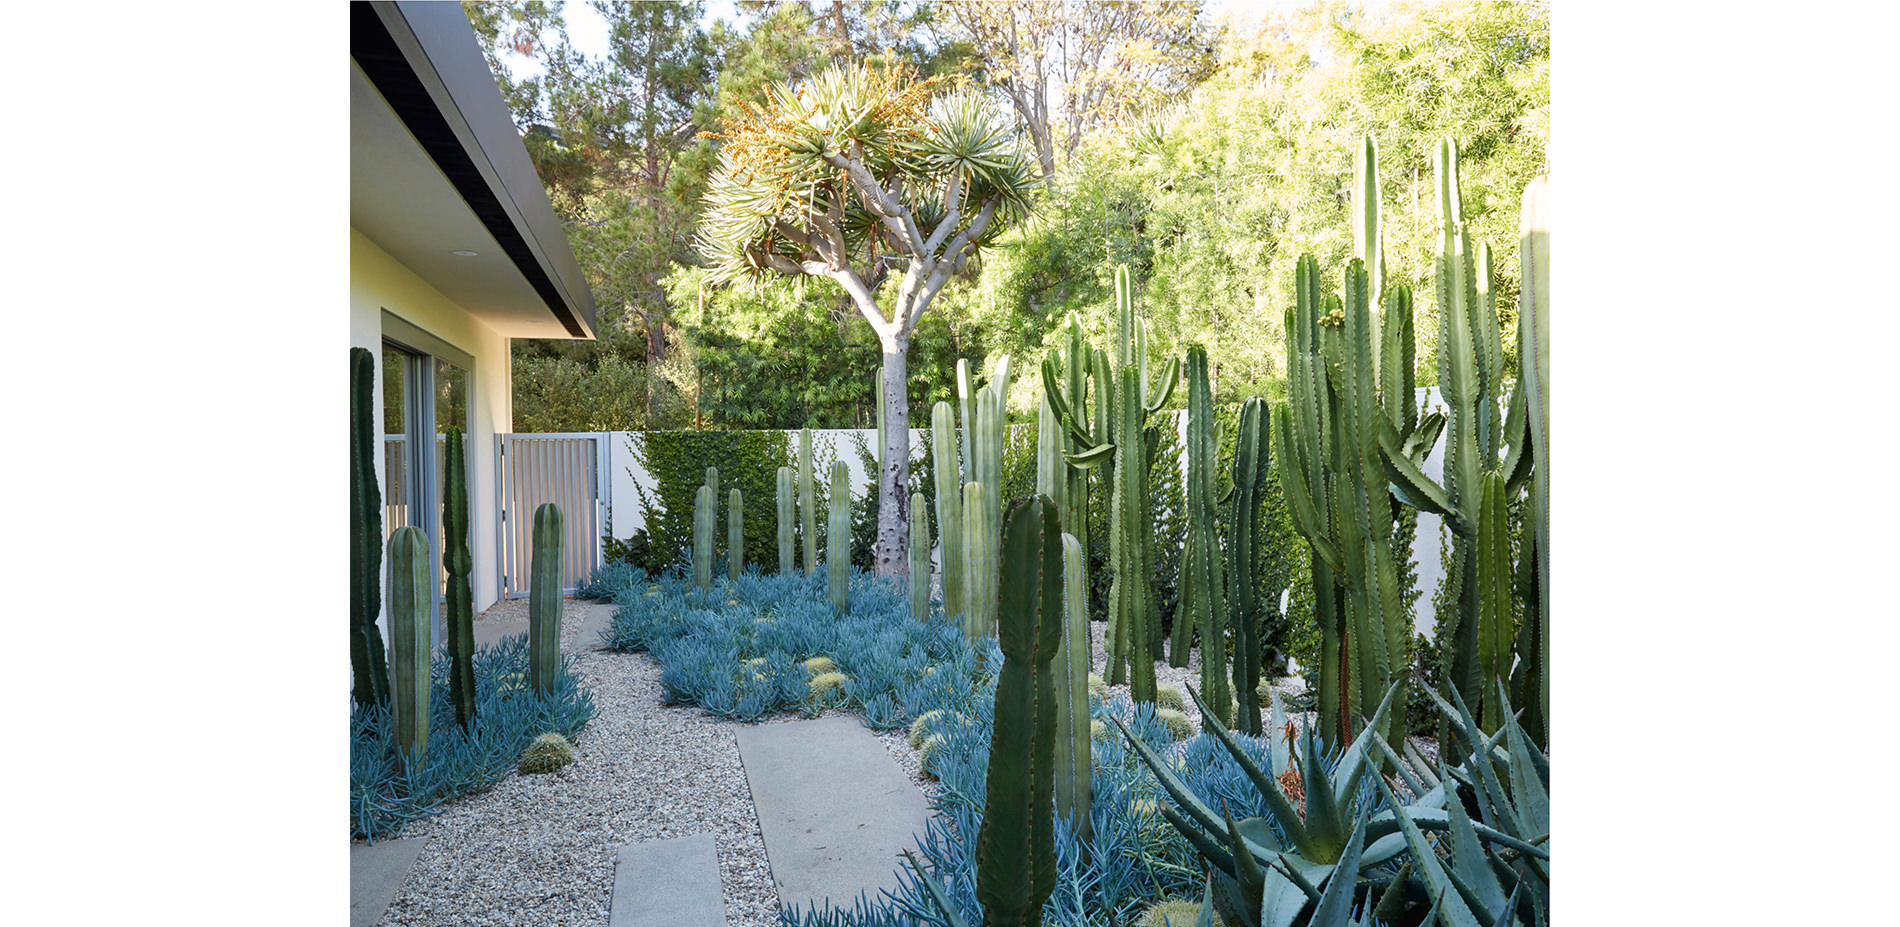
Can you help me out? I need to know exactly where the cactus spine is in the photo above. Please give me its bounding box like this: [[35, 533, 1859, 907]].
[[442, 426, 476, 731], [1054, 531, 1092, 843], [349, 347, 390, 709], [1047, 266, 1178, 703], [976, 495, 1063, 927], [800, 427, 818, 576], [931, 402, 965, 626], [387, 526, 430, 767], [1377, 137, 1535, 736], [910, 491, 932, 621], [1177, 345, 1229, 715], [827, 460, 850, 612], [529, 502, 564, 696], [728, 488, 744, 580], [693, 483, 714, 589], [777, 466, 796, 575], [1226, 397, 1272, 736]]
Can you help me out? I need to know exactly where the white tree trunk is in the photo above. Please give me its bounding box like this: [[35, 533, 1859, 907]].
[[875, 336, 911, 578]]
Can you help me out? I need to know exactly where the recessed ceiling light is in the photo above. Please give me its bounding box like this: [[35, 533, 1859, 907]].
[[451, 250, 478, 257]]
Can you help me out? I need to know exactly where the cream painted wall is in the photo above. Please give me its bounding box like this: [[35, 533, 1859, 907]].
[[351, 228, 512, 618]]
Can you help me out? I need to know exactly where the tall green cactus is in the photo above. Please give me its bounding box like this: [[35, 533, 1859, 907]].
[[931, 401, 966, 626], [800, 427, 818, 576], [1515, 175, 1550, 746], [910, 491, 932, 620], [976, 495, 1063, 927], [777, 465, 796, 575], [1039, 314, 1101, 617], [1226, 398, 1272, 736], [1054, 531, 1092, 843], [961, 481, 993, 640], [1377, 138, 1534, 736], [827, 460, 850, 612], [953, 355, 1010, 641], [442, 426, 476, 731], [1177, 345, 1230, 713], [529, 502, 564, 696], [728, 488, 744, 580], [349, 347, 389, 709], [1046, 265, 1177, 703], [387, 526, 430, 768], [693, 483, 714, 589]]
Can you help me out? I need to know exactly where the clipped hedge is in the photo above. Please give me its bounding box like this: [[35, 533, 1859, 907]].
[[624, 430, 791, 575]]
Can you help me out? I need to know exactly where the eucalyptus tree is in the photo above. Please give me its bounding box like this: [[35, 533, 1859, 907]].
[[699, 62, 1039, 577]]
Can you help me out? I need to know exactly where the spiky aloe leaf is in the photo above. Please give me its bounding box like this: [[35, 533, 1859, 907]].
[[903, 849, 974, 927], [1183, 685, 1315, 857], [1306, 804, 1369, 927], [1371, 775, 1481, 927]]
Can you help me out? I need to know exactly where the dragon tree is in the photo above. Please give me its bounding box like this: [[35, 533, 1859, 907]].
[[698, 63, 1039, 577]]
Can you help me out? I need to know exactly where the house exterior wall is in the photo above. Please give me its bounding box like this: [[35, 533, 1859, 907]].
[[351, 227, 510, 615]]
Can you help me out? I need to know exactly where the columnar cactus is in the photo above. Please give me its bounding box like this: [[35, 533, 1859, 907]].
[[529, 502, 564, 696], [960, 481, 993, 641], [827, 460, 850, 613], [931, 401, 966, 627], [1377, 138, 1535, 735], [800, 427, 818, 576], [1226, 397, 1272, 736], [910, 491, 932, 621], [1048, 267, 1178, 702], [1038, 315, 1101, 610], [728, 488, 744, 580], [387, 526, 430, 767], [777, 466, 796, 575], [1177, 345, 1230, 713], [952, 355, 1010, 640], [693, 483, 714, 589], [1043, 266, 1177, 703], [976, 495, 1063, 927], [1054, 531, 1092, 843], [442, 426, 476, 731], [1516, 175, 1550, 746], [349, 347, 390, 709]]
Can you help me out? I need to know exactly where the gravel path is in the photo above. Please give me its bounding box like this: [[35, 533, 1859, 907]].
[[365, 597, 1405, 926]]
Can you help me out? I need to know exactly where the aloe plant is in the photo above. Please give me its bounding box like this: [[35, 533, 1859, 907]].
[[1044, 265, 1178, 703], [1177, 345, 1229, 712], [349, 347, 389, 709], [529, 502, 564, 696], [827, 460, 849, 612], [1377, 138, 1534, 735], [909, 490, 932, 620], [977, 494, 1064, 926], [442, 426, 476, 731], [387, 526, 430, 768], [728, 488, 744, 580], [777, 465, 795, 575], [1227, 397, 1271, 736]]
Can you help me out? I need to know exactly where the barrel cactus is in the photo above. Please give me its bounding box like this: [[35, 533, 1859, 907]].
[[519, 732, 576, 774]]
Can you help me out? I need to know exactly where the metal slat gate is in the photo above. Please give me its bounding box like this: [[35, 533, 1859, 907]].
[[497, 433, 606, 599]]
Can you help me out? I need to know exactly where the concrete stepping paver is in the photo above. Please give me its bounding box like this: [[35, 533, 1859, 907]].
[[609, 833, 728, 927], [350, 837, 427, 927], [735, 715, 931, 915]]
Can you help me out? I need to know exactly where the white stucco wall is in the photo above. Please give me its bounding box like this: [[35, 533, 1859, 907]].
[[350, 228, 512, 628]]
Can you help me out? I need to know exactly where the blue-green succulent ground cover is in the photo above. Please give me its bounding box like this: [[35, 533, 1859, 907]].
[[350, 635, 599, 841], [586, 561, 1362, 927]]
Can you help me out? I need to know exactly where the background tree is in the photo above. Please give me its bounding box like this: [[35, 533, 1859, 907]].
[[939, 0, 1221, 180], [698, 63, 1039, 576]]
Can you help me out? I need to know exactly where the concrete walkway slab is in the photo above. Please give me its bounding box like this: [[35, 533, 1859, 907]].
[[351, 837, 427, 927], [735, 715, 930, 914], [610, 833, 727, 927]]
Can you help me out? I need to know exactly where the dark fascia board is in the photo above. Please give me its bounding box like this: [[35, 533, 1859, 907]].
[[352, 1, 596, 339]]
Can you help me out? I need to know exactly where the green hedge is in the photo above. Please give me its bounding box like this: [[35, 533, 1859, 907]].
[[621, 430, 793, 575]]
